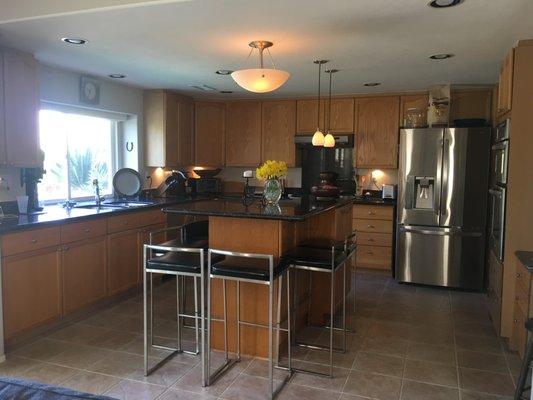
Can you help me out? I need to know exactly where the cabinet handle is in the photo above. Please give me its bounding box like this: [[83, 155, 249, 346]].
[[84, 228, 91, 233], [514, 319, 519, 324], [63, 245, 69, 252], [367, 251, 373, 255], [368, 238, 374, 242], [30, 239, 37, 244], [368, 211, 375, 215], [517, 273, 522, 278], [367, 225, 375, 229]]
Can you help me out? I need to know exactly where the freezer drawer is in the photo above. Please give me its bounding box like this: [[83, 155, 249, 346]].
[[395, 225, 485, 290]]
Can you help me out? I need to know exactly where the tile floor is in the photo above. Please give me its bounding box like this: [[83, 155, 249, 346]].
[[0, 270, 521, 400]]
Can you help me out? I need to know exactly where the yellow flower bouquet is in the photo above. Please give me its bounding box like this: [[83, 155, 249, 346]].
[[255, 160, 288, 180]]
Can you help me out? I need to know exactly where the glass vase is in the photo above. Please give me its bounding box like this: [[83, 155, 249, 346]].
[[263, 179, 282, 205]]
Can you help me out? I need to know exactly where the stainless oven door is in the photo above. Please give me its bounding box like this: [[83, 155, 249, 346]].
[[491, 141, 509, 186], [488, 187, 506, 261]]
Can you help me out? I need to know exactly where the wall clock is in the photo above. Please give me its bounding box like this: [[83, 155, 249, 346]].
[[79, 76, 100, 105]]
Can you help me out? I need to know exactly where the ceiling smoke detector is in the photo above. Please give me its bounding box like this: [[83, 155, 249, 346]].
[[429, 0, 463, 8], [108, 74, 126, 79], [429, 53, 454, 60], [61, 37, 88, 45]]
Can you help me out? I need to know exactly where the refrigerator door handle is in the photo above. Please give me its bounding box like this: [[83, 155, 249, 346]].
[[400, 225, 482, 237], [440, 137, 450, 219], [434, 136, 444, 217]]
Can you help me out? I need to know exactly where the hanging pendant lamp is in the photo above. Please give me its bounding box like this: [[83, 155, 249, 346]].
[[231, 41, 290, 93], [311, 60, 329, 146], [323, 69, 338, 148]]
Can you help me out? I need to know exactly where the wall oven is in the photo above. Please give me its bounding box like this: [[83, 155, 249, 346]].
[[489, 186, 506, 261], [491, 141, 509, 186]]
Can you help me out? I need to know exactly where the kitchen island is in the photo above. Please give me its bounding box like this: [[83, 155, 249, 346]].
[[163, 197, 353, 357]]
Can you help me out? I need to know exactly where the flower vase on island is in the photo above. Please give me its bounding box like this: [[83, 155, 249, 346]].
[[255, 160, 288, 205]]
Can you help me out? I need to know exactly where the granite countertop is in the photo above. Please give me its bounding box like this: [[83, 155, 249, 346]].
[[516, 251, 533, 272], [163, 196, 354, 221], [353, 196, 396, 206]]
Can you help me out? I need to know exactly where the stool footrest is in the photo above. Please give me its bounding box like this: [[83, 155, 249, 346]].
[[290, 366, 332, 378], [295, 341, 346, 354]]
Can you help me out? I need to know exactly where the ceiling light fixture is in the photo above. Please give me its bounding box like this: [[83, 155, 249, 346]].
[[324, 69, 339, 148], [312, 60, 329, 147], [364, 82, 381, 87], [108, 74, 125, 79], [231, 40, 290, 93], [428, 0, 463, 8], [61, 37, 88, 45], [429, 53, 454, 60], [216, 69, 233, 75]]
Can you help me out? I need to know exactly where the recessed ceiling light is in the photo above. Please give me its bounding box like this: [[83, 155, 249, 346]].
[[108, 74, 126, 79], [220, 90, 233, 94], [429, 53, 454, 60], [428, 0, 463, 8], [215, 69, 233, 75], [364, 82, 381, 87], [61, 37, 88, 45]]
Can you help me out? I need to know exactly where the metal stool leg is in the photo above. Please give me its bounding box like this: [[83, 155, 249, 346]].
[[236, 281, 241, 360], [329, 267, 334, 378], [176, 275, 182, 352], [286, 269, 292, 372], [269, 266, 274, 399], [343, 262, 347, 353], [194, 276, 200, 354], [223, 279, 228, 362], [206, 258, 212, 385], [200, 254, 206, 387], [143, 246, 149, 375]]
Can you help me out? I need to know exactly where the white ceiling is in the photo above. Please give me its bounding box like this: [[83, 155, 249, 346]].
[[0, 0, 532, 99]]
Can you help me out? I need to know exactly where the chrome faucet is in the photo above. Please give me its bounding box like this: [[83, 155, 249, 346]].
[[93, 179, 104, 206]]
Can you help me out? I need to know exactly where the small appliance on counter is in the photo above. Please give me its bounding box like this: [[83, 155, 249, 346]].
[[156, 170, 188, 197], [310, 171, 341, 201], [189, 168, 221, 194], [382, 184, 396, 200], [21, 167, 45, 214]]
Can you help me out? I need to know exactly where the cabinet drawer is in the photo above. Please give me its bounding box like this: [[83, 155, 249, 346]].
[[356, 245, 391, 270], [357, 232, 392, 247], [353, 218, 392, 234], [107, 213, 142, 234], [353, 205, 393, 221], [516, 265, 530, 299], [1, 226, 60, 256], [61, 218, 107, 243], [138, 209, 166, 227], [512, 301, 527, 356]]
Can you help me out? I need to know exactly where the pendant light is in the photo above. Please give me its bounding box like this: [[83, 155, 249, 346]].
[[323, 69, 338, 148], [311, 60, 328, 146], [231, 40, 290, 93]]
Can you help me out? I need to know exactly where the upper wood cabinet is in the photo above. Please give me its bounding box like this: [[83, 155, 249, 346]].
[[195, 102, 225, 167], [225, 101, 262, 167], [296, 98, 354, 134], [400, 94, 428, 128], [356, 96, 400, 169], [144, 90, 193, 167], [497, 48, 514, 115], [1, 51, 41, 167], [261, 100, 296, 166], [450, 90, 492, 124]]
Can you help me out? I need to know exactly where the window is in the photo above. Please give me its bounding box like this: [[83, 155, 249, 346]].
[[38, 109, 117, 202]]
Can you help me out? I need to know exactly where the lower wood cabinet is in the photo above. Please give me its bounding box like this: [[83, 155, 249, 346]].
[[107, 229, 141, 296], [2, 247, 62, 340], [61, 237, 107, 315], [510, 257, 532, 357]]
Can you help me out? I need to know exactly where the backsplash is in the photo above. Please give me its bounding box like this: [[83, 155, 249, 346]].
[[0, 167, 26, 202]]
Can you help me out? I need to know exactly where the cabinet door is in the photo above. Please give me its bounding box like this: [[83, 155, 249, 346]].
[[164, 92, 180, 167], [296, 99, 325, 134], [62, 237, 107, 314], [195, 102, 225, 167], [450, 90, 492, 123], [226, 101, 261, 166], [329, 98, 355, 132], [107, 229, 140, 295], [144, 90, 166, 167], [178, 100, 194, 167], [498, 48, 514, 115], [3, 52, 41, 167], [400, 94, 428, 127], [2, 247, 61, 339], [356, 96, 400, 168], [261, 100, 296, 166]]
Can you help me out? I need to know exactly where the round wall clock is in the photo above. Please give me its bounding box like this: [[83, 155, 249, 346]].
[[80, 76, 100, 105]]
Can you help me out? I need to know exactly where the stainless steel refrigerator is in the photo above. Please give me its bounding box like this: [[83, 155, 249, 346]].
[[395, 127, 491, 290]]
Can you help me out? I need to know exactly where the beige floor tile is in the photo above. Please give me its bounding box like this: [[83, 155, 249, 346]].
[[48, 324, 108, 345], [403, 359, 458, 387], [158, 388, 217, 399], [455, 334, 503, 354], [343, 370, 402, 400], [88, 329, 140, 350], [88, 351, 145, 378], [460, 390, 513, 400], [219, 373, 284, 400], [48, 344, 114, 369], [400, 380, 459, 400], [353, 351, 404, 378], [109, 301, 144, 316], [408, 327, 454, 347], [361, 336, 410, 357], [406, 343, 456, 365], [339, 394, 371, 400], [128, 360, 193, 386], [290, 360, 349, 392], [60, 371, 121, 395], [278, 383, 341, 400], [241, 358, 291, 381], [0, 356, 43, 378], [13, 338, 71, 361], [304, 348, 357, 369], [454, 322, 497, 338], [457, 349, 508, 373], [20, 362, 78, 385], [104, 379, 166, 400], [458, 368, 515, 396], [172, 363, 241, 397]]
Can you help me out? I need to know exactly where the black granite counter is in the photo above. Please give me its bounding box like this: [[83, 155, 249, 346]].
[[516, 251, 533, 272], [163, 196, 353, 221], [353, 196, 396, 206]]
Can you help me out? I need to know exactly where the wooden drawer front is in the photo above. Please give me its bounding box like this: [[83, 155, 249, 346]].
[[487, 287, 501, 333], [138, 209, 166, 227], [353, 205, 393, 221], [107, 213, 142, 234], [512, 301, 527, 356], [488, 251, 503, 299], [353, 218, 392, 234], [357, 232, 392, 247], [356, 245, 391, 270], [516, 265, 531, 299], [1, 226, 60, 256], [61, 218, 107, 243]]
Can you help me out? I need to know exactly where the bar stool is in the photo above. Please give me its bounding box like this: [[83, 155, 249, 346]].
[[284, 232, 356, 377], [206, 249, 293, 399], [142, 220, 211, 381], [514, 318, 533, 400]]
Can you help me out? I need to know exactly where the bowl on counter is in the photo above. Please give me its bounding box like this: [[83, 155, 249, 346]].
[[192, 168, 222, 178]]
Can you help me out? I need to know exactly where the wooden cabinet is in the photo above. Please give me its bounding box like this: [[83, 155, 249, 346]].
[[225, 101, 261, 166], [261, 100, 296, 166], [400, 94, 428, 128], [107, 229, 140, 295], [1, 51, 41, 167], [450, 90, 492, 124], [329, 98, 355, 132], [510, 259, 531, 357], [486, 249, 503, 333], [353, 204, 394, 270], [2, 247, 61, 340], [497, 48, 514, 115], [296, 98, 354, 134], [296, 99, 324, 134], [144, 90, 193, 167], [356, 96, 400, 168], [61, 237, 107, 314], [195, 101, 225, 167]]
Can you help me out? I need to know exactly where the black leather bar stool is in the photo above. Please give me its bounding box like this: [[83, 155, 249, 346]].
[[283, 232, 356, 377], [206, 249, 293, 399], [142, 220, 210, 382], [514, 318, 533, 400]]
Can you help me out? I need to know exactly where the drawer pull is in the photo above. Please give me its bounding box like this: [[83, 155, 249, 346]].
[[517, 273, 522, 278], [514, 319, 519, 323], [30, 239, 37, 244], [367, 225, 375, 229], [368, 211, 375, 215], [367, 251, 373, 255], [368, 238, 375, 242], [84, 228, 91, 233]]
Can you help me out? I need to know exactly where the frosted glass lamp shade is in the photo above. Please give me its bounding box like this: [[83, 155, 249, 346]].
[[231, 68, 290, 93], [323, 133, 336, 148], [312, 129, 325, 146]]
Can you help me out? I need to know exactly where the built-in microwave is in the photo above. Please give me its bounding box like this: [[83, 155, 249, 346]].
[[491, 141, 509, 186], [494, 119, 510, 142], [489, 186, 506, 261]]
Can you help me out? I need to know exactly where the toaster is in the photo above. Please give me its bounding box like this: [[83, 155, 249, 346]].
[[382, 184, 396, 199]]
